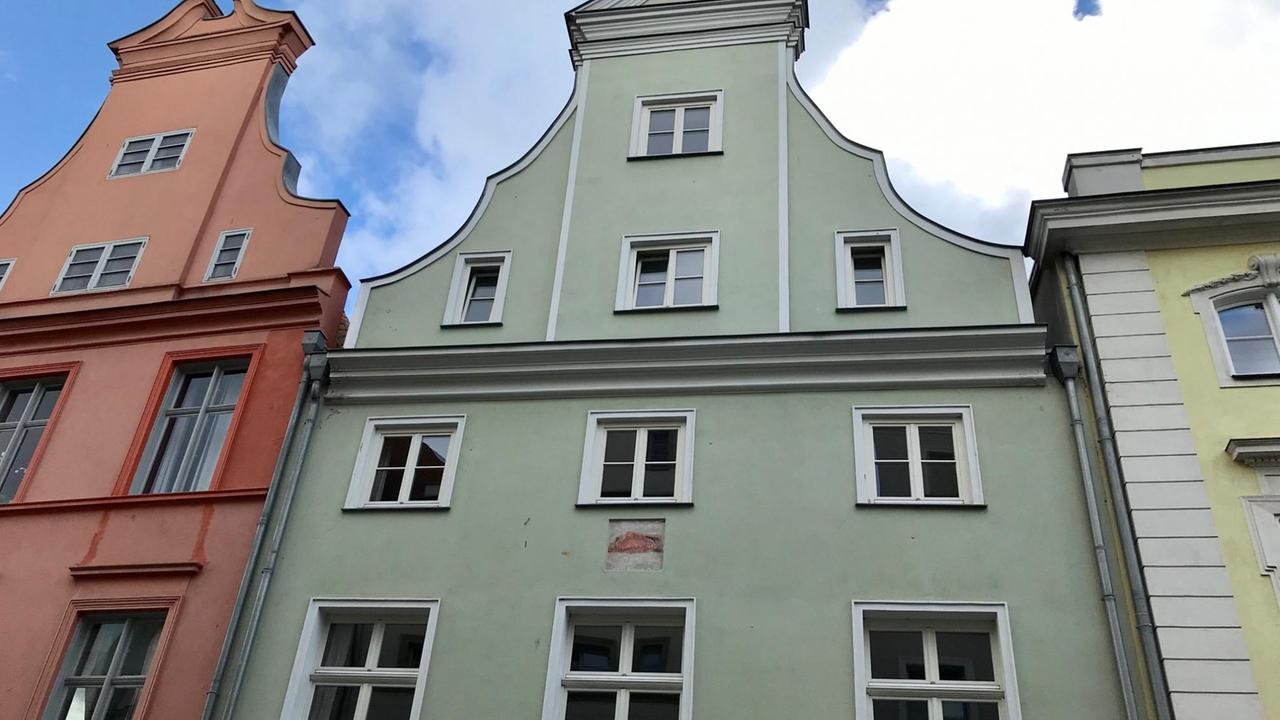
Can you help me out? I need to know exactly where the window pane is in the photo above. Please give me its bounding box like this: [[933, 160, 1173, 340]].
[[1, 388, 34, 422], [673, 277, 703, 305], [213, 369, 247, 406], [601, 464, 634, 497], [643, 463, 677, 497], [102, 258, 135, 274], [876, 462, 911, 497], [936, 631, 995, 682], [565, 692, 616, 720], [100, 687, 140, 720], [209, 263, 236, 280], [646, 430, 678, 462], [635, 283, 666, 307], [320, 623, 373, 667], [94, 270, 132, 288], [112, 162, 145, 177], [366, 688, 414, 720], [647, 132, 675, 156], [416, 435, 450, 467], [76, 620, 126, 675], [124, 139, 153, 153], [462, 297, 494, 323], [175, 372, 214, 409], [649, 109, 676, 132], [872, 426, 908, 460], [378, 436, 412, 468], [2, 428, 43, 496], [149, 156, 180, 171], [683, 106, 711, 130], [119, 617, 164, 675], [188, 411, 233, 492], [873, 700, 929, 720], [59, 687, 101, 720], [942, 702, 1000, 720], [221, 234, 246, 250], [34, 385, 62, 420], [370, 469, 405, 502], [674, 249, 704, 277], [0, 429, 21, 502], [852, 252, 885, 280], [919, 426, 956, 460], [632, 626, 683, 673], [604, 430, 637, 463], [142, 415, 197, 493], [216, 248, 241, 264], [409, 467, 443, 501], [159, 132, 191, 148], [71, 248, 104, 264], [1227, 338, 1280, 375], [855, 281, 887, 306], [377, 623, 427, 668], [58, 275, 92, 292], [469, 270, 500, 300], [570, 625, 622, 672], [923, 462, 960, 498], [869, 630, 926, 680], [1219, 303, 1272, 338], [637, 254, 669, 283], [629, 693, 680, 720], [681, 129, 709, 153], [307, 686, 359, 720]]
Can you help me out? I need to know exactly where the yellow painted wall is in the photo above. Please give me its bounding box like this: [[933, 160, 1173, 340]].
[[1143, 158, 1280, 190], [1148, 241, 1280, 719]]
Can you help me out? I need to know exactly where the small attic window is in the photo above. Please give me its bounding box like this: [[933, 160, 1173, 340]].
[[629, 92, 723, 159], [110, 130, 194, 177]]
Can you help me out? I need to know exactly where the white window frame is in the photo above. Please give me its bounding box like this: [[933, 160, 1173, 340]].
[[0, 258, 13, 292], [108, 129, 195, 178], [52, 238, 148, 294], [346, 415, 466, 510], [578, 410, 695, 505], [629, 91, 724, 158], [1243, 496, 1280, 605], [204, 229, 252, 282], [853, 405, 984, 506], [442, 250, 512, 326], [835, 230, 906, 309], [1190, 276, 1280, 388], [615, 233, 719, 312], [852, 601, 1023, 720], [280, 598, 441, 720], [540, 597, 695, 720]]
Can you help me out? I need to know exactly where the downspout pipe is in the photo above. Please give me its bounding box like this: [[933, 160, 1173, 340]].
[[201, 331, 328, 720], [1050, 346, 1141, 720], [1064, 255, 1173, 720]]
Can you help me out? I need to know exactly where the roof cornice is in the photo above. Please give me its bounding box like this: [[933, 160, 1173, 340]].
[[327, 325, 1048, 403]]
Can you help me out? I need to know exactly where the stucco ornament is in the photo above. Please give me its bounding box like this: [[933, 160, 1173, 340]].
[[1248, 254, 1280, 288]]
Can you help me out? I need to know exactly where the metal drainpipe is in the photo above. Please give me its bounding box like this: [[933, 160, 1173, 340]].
[[1050, 346, 1141, 720], [1064, 254, 1173, 720]]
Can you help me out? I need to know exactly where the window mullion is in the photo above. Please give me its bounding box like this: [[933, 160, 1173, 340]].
[[367, 623, 386, 670], [924, 629, 939, 683], [1266, 294, 1280, 354], [90, 620, 134, 720], [142, 138, 162, 172], [620, 623, 636, 673], [399, 435, 419, 503], [632, 429, 647, 499], [88, 248, 110, 289], [354, 683, 373, 720], [907, 425, 924, 499], [672, 107, 685, 154]]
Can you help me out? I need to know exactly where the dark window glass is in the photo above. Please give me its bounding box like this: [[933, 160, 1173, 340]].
[[307, 686, 359, 720], [936, 632, 995, 682], [632, 626, 683, 673], [566, 692, 617, 720], [941, 701, 1000, 720], [320, 623, 373, 667], [570, 625, 622, 672], [629, 693, 680, 720], [378, 624, 427, 669], [874, 699, 929, 720], [869, 630, 926, 680]]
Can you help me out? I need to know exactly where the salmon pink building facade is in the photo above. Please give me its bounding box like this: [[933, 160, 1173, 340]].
[[0, 1, 347, 718]]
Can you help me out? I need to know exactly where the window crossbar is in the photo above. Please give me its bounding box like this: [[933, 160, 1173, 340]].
[[866, 680, 1004, 701], [562, 674, 684, 693]]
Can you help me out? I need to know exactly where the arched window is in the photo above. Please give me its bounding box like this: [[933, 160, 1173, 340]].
[[1218, 298, 1280, 376]]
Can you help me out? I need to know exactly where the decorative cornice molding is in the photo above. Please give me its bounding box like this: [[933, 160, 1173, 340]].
[[1250, 253, 1280, 288], [1183, 270, 1260, 297], [1227, 437, 1280, 467], [327, 325, 1048, 403], [70, 561, 204, 579]]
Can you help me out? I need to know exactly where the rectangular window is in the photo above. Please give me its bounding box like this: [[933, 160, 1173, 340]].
[[837, 230, 905, 309], [131, 360, 248, 495], [205, 230, 251, 281], [629, 92, 723, 158], [443, 251, 512, 326], [854, 406, 983, 505], [853, 602, 1022, 720], [281, 600, 439, 720], [1218, 297, 1280, 376], [0, 376, 65, 503], [45, 613, 166, 720], [542, 598, 694, 720], [109, 130, 193, 177], [54, 239, 146, 293], [578, 410, 694, 505], [616, 233, 719, 312], [346, 416, 465, 509], [0, 258, 13, 292]]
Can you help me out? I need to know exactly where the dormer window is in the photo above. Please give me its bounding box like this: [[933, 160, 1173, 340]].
[[110, 130, 194, 177], [442, 251, 512, 326], [53, 239, 146, 293], [205, 230, 251, 282], [630, 92, 723, 159]]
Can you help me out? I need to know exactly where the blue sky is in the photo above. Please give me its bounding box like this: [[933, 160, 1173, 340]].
[[2, 0, 1278, 287]]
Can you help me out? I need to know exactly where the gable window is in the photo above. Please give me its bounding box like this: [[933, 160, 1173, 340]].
[[345, 416, 465, 510], [1189, 254, 1280, 387], [629, 92, 723, 158], [578, 410, 694, 505], [205, 230, 251, 281], [853, 406, 983, 506], [616, 233, 719, 312], [1218, 298, 1280, 376], [541, 598, 695, 720], [45, 613, 166, 720], [281, 599, 439, 720], [131, 359, 248, 495], [853, 602, 1022, 720], [54, 240, 146, 293], [109, 130, 193, 177], [836, 230, 906, 310], [0, 258, 13, 292], [443, 251, 512, 326], [0, 376, 65, 503]]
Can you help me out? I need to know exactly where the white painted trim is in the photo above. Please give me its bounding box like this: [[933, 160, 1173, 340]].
[[540, 597, 696, 720], [1009, 256, 1034, 324], [614, 232, 720, 311], [344, 80, 581, 349], [628, 90, 724, 158], [777, 43, 791, 333], [203, 228, 252, 282], [852, 405, 984, 506], [1189, 279, 1280, 388], [107, 128, 196, 179], [0, 258, 13, 293], [280, 598, 441, 720], [577, 409, 696, 505], [344, 415, 467, 509], [441, 250, 513, 326], [1242, 496, 1280, 605], [851, 601, 1023, 720], [547, 61, 591, 342], [835, 229, 906, 309], [51, 237, 148, 294]]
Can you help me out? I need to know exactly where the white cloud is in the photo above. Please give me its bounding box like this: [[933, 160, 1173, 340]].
[[812, 0, 1280, 243]]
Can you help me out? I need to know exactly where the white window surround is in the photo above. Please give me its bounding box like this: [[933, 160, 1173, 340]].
[[615, 233, 719, 312], [835, 230, 906, 309], [442, 251, 512, 326], [346, 415, 466, 510], [1188, 256, 1280, 387], [629, 91, 724, 158], [279, 598, 441, 720], [204, 229, 251, 282], [108, 129, 195, 178], [540, 597, 695, 720], [578, 410, 695, 505], [853, 405, 984, 506], [852, 601, 1022, 720], [52, 238, 147, 294], [1243, 497, 1280, 605], [0, 258, 13, 292]]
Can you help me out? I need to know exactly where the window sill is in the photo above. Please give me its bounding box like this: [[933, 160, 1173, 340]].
[[440, 321, 503, 329], [615, 304, 718, 315], [577, 501, 693, 509], [342, 504, 451, 512], [836, 304, 907, 314], [627, 150, 724, 162], [856, 500, 986, 509], [49, 284, 133, 297], [1230, 372, 1280, 380], [108, 166, 182, 180]]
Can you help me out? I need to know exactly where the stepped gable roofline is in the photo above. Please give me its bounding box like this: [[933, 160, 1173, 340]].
[[108, 0, 316, 81], [565, 0, 809, 67]]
